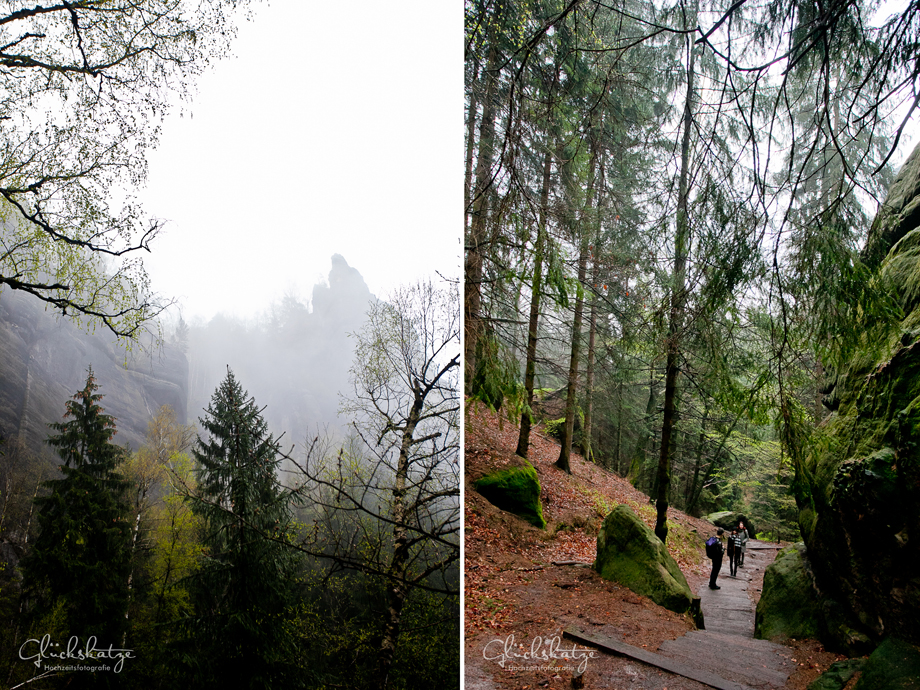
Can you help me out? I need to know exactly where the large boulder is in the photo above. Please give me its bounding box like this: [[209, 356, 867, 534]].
[[474, 462, 546, 529], [594, 504, 693, 614], [792, 141, 920, 650], [755, 543, 823, 642], [853, 637, 920, 690], [703, 511, 757, 538], [807, 659, 866, 690]]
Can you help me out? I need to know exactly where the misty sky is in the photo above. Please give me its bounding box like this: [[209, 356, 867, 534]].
[[141, 2, 460, 321]]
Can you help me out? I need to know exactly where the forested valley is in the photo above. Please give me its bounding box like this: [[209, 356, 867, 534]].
[[466, 0, 920, 686], [0, 267, 461, 689], [0, 2, 460, 688]]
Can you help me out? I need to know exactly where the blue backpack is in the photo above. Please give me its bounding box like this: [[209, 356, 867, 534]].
[[705, 536, 722, 559]]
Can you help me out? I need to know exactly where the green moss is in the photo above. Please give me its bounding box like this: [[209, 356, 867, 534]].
[[594, 505, 692, 614], [854, 637, 920, 690], [807, 659, 866, 690], [474, 462, 546, 529], [543, 417, 565, 440], [755, 543, 822, 641]]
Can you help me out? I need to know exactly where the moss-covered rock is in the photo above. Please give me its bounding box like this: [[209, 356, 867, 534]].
[[853, 637, 920, 690], [594, 504, 693, 614], [474, 462, 546, 529], [806, 659, 866, 690], [755, 543, 822, 641], [792, 141, 920, 650], [703, 511, 757, 538]]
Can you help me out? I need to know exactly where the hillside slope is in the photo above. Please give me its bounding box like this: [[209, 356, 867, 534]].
[[465, 404, 843, 690]]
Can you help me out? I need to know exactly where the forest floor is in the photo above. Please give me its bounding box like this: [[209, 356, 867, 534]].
[[464, 403, 846, 690]]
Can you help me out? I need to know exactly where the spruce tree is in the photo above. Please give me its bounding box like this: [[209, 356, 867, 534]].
[[186, 368, 299, 688], [22, 367, 132, 644]]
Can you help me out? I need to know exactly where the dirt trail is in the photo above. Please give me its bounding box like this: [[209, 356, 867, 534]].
[[464, 405, 843, 690]]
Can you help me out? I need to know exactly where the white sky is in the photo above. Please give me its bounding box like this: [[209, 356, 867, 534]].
[[141, 1, 461, 321]]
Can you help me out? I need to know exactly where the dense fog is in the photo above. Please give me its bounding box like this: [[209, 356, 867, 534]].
[[185, 253, 375, 449]]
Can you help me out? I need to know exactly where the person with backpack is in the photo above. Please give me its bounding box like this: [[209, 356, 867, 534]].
[[727, 527, 742, 576], [705, 528, 725, 589]]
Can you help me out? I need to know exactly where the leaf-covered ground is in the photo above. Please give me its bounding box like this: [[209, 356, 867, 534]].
[[464, 403, 845, 690]]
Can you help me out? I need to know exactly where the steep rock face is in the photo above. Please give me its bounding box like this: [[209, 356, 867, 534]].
[[755, 543, 823, 642], [0, 290, 188, 455], [594, 504, 693, 614], [798, 141, 920, 650], [185, 254, 373, 445]]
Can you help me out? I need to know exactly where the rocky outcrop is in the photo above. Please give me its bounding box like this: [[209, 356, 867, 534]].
[[474, 462, 546, 528], [796, 141, 920, 651], [594, 504, 693, 614], [807, 659, 865, 690], [755, 543, 823, 642], [853, 637, 920, 690], [703, 511, 757, 538], [0, 290, 188, 455]]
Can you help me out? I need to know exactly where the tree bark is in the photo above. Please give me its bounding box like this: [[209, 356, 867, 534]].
[[373, 387, 421, 690], [582, 193, 603, 465], [517, 148, 553, 458], [464, 42, 499, 387], [656, 40, 695, 544], [557, 150, 597, 474], [582, 282, 598, 464], [464, 56, 480, 220], [629, 375, 656, 486], [615, 381, 623, 474]]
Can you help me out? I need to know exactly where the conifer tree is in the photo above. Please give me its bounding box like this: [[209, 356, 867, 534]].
[[22, 368, 132, 644], [185, 368, 300, 688]]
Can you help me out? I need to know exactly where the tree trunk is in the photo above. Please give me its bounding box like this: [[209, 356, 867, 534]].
[[517, 148, 553, 458], [582, 283, 598, 464], [557, 150, 597, 474], [615, 381, 623, 474], [373, 386, 422, 690], [464, 56, 480, 220], [629, 377, 656, 486], [582, 173, 603, 465], [464, 42, 499, 387], [656, 40, 696, 544], [685, 408, 708, 511]]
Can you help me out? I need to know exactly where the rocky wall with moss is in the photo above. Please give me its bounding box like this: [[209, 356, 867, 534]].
[[796, 142, 920, 651]]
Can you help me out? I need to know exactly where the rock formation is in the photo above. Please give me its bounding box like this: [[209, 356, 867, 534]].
[[793, 141, 920, 652], [474, 461, 546, 529], [0, 290, 188, 457], [594, 504, 693, 614], [754, 543, 822, 641], [703, 511, 757, 538]]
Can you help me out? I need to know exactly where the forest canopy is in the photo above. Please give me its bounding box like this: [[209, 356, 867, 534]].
[[464, 0, 915, 536]]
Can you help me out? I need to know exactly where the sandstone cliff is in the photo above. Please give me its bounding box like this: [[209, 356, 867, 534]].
[[795, 142, 920, 651], [0, 289, 188, 457]]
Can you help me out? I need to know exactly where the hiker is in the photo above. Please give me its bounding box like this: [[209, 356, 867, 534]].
[[706, 528, 725, 589], [737, 522, 749, 567], [728, 527, 742, 577]]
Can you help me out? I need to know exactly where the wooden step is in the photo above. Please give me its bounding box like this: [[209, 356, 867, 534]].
[[686, 630, 790, 654], [662, 633, 786, 663], [657, 641, 792, 688], [657, 650, 790, 687], [564, 627, 755, 690]]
